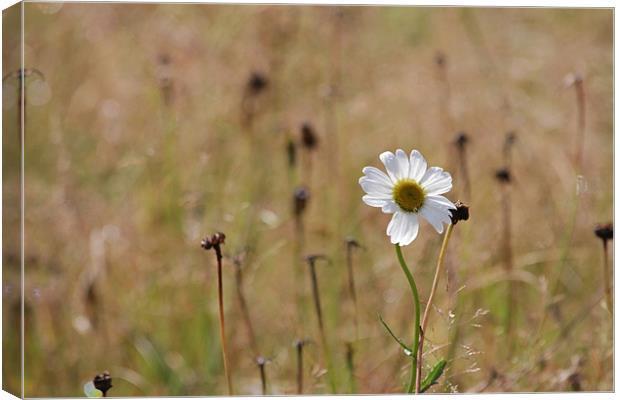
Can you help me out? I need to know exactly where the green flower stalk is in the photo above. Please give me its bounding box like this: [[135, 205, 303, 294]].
[[395, 245, 422, 393]]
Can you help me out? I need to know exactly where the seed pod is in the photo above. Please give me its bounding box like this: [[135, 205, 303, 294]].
[[93, 371, 112, 396], [293, 187, 310, 217], [594, 223, 613, 241], [450, 201, 470, 225], [434, 51, 446, 67], [201, 232, 226, 250], [495, 168, 511, 184], [247, 72, 268, 96], [300, 122, 318, 150], [454, 131, 468, 150]]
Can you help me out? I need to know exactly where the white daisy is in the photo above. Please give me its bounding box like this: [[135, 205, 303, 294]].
[[359, 149, 456, 246]]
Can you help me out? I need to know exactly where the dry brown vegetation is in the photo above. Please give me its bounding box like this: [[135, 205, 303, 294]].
[[2, 4, 613, 396]]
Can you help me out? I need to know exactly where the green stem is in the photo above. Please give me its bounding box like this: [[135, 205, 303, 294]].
[[395, 244, 421, 394]]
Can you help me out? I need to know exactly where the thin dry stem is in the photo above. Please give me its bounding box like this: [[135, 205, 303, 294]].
[[345, 239, 361, 341], [416, 224, 454, 393], [306, 255, 337, 393], [295, 340, 305, 394], [456, 142, 471, 204], [233, 257, 259, 356], [215, 247, 233, 395], [294, 215, 306, 333], [345, 342, 356, 393], [500, 180, 516, 352], [572, 76, 586, 172], [602, 240, 612, 313], [256, 357, 267, 395]]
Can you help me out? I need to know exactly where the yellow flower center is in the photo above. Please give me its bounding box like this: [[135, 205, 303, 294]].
[[393, 179, 425, 212]]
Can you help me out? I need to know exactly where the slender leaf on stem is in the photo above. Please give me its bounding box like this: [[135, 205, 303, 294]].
[[420, 359, 447, 393], [378, 314, 413, 356]]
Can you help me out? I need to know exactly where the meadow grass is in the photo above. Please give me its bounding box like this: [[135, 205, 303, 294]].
[[2, 4, 613, 396]]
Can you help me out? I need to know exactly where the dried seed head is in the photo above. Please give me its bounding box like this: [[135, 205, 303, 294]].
[[158, 53, 171, 66], [247, 72, 268, 95], [294, 338, 311, 348], [256, 356, 267, 366], [435, 51, 446, 67], [455, 131, 469, 150], [93, 371, 112, 395], [345, 237, 362, 249], [201, 232, 226, 250], [305, 254, 329, 266], [564, 72, 583, 88], [495, 168, 511, 184], [293, 187, 310, 217], [594, 223, 613, 241], [505, 131, 517, 147], [300, 122, 318, 150], [450, 201, 470, 225]]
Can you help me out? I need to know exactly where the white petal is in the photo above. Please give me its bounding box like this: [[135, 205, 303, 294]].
[[380, 151, 408, 182], [419, 203, 450, 234], [387, 212, 419, 246], [379, 151, 398, 182], [398, 213, 420, 246], [381, 200, 398, 214], [408, 150, 428, 182], [386, 212, 400, 236], [362, 166, 393, 188], [425, 195, 456, 210], [394, 149, 410, 180], [359, 177, 392, 197], [362, 195, 390, 208], [420, 167, 453, 195]]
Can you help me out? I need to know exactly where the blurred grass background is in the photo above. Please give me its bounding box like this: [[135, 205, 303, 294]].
[[2, 3, 613, 396]]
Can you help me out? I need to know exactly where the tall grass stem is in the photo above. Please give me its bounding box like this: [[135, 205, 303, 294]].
[[215, 248, 233, 395], [307, 257, 337, 393], [416, 224, 454, 392], [295, 340, 305, 394], [602, 240, 612, 313], [345, 239, 360, 341], [233, 258, 259, 356]]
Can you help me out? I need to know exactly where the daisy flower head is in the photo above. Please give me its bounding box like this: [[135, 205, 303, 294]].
[[359, 149, 456, 246]]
